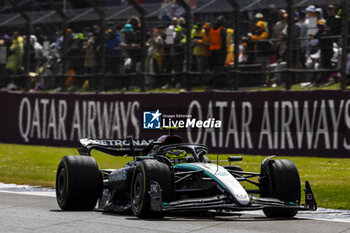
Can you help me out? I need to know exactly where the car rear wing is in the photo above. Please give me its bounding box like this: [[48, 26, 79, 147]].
[[78, 137, 157, 157]]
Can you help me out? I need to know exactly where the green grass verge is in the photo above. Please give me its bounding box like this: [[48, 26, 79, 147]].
[[0, 143, 349, 209]]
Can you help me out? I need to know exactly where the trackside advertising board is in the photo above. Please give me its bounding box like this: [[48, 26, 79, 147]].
[[0, 91, 349, 157]]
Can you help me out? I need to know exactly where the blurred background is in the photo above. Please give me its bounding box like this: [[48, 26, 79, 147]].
[[0, 0, 348, 92]]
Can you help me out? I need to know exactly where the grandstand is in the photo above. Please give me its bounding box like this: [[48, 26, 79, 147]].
[[0, 0, 347, 91]]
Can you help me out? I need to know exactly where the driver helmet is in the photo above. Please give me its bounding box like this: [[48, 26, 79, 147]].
[[165, 150, 187, 164]]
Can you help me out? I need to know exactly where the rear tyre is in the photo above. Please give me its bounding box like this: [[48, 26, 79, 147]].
[[56, 155, 102, 210], [131, 159, 172, 218], [262, 159, 301, 218]]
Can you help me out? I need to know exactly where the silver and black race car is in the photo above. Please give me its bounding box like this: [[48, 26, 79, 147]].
[[55, 132, 317, 218]]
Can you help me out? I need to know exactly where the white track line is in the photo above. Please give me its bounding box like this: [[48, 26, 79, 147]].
[[0, 189, 56, 197], [0, 183, 349, 223]]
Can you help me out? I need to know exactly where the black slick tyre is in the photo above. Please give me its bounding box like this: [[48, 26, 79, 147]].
[[131, 159, 172, 218], [262, 159, 301, 218], [56, 155, 102, 210]]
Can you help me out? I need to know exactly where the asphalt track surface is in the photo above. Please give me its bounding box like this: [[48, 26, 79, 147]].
[[1, 192, 350, 233]]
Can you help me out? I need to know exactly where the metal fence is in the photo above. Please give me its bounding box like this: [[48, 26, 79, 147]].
[[0, 0, 349, 92]]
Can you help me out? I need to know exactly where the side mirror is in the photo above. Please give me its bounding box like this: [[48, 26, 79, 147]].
[[228, 156, 243, 162]]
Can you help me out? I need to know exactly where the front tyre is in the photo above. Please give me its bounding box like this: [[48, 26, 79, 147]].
[[262, 159, 301, 218], [131, 159, 172, 218], [56, 155, 102, 210]]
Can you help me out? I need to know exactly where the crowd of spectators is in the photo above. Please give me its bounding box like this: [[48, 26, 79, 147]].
[[242, 4, 344, 86], [0, 3, 347, 91]]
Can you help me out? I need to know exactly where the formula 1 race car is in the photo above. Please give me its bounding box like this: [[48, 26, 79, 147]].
[[55, 132, 317, 218]]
